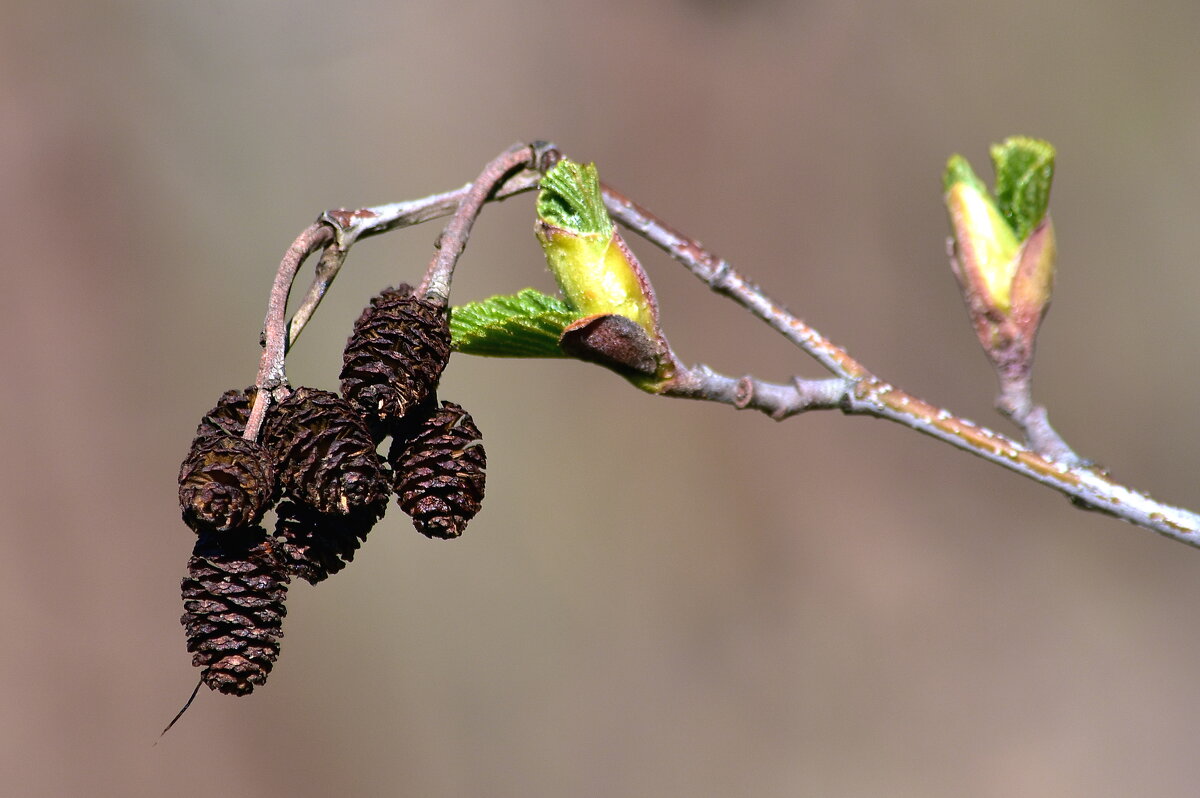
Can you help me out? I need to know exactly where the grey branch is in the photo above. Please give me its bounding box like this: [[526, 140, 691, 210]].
[[251, 144, 1200, 549], [599, 183, 1200, 548]]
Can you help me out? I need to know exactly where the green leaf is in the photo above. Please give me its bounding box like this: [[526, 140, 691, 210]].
[[943, 154, 987, 195], [536, 159, 612, 237], [449, 289, 584, 358], [990, 136, 1056, 241]]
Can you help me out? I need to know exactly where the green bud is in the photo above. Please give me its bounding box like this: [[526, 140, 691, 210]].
[[536, 159, 612, 239], [944, 138, 1056, 316], [945, 155, 1022, 313], [990, 136, 1055, 242], [535, 159, 658, 336], [943, 137, 1058, 380]]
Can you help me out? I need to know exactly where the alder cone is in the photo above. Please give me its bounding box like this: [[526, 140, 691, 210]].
[[390, 401, 486, 539], [340, 285, 452, 428], [180, 529, 289, 696], [179, 389, 275, 533], [264, 387, 390, 516], [194, 387, 256, 438], [274, 499, 386, 585]]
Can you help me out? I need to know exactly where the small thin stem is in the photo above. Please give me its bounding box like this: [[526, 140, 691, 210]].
[[244, 222, 332, 442], [247, 151, 551, 444], [286, 243, 347, 349], [996, 373, 1082, 465], [418, 143, 552, 306], [284, 172, 545, 346], [1017, 404, 1080, 463], [664, 365, 847, 419]]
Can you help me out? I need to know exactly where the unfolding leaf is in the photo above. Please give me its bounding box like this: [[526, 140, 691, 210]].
[[449, 289, 583, 358], [990, 136, 1056, 242], [536, 159, 659, 335], [535, 160, 612, 237]]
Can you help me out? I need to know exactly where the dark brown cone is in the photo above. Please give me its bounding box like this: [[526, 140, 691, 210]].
[[194, 387, 257, 439], [389, 401, 486, 539], [180, 528, 289, 696], [340, 285, 451, 429], [179, 389, 275, 533], [263, 387, 391, 516], [273, 499, 387, 585]]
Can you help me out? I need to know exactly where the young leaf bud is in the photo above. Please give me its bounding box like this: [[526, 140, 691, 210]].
[[945, 155, 1021, 315], [535, 159, 659, 337], [944, 137, 1057, 379]]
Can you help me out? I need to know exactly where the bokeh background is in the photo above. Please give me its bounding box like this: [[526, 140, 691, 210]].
[[5, 1, 1200, 795]]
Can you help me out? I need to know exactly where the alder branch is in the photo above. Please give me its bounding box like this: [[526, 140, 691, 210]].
[[600, 184, 1200, 547], [250, 143, 1200, 549], [994, 371, 1081, 465]]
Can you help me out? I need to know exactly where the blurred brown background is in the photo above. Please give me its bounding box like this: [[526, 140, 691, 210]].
[[4, 1, 1200, 795]]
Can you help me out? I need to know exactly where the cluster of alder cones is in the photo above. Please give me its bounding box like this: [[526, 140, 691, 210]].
[[176, 285, 486, 696]]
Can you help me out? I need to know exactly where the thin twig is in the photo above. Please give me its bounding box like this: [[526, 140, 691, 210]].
[[252, 152, 549, 441], [996, 373, 1082, 465], [285, 243, 347, 349], [600, 184, 869, 381], [286, 171, 544, 346], [664, 365, 847, 418], [602, 184, 1200, 547], [244, 222, 332, 442], [418, 143, 553, 306]]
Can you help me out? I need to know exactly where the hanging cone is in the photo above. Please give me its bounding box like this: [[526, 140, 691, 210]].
[[264, 387, 391, 516], [390, 401, 486, 539], [179, 388, 275, 533], [273, 499, 386, 585], [180, 529, 289, 696], [194, 387, 257, 439], [340, 285, 452, 430]]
